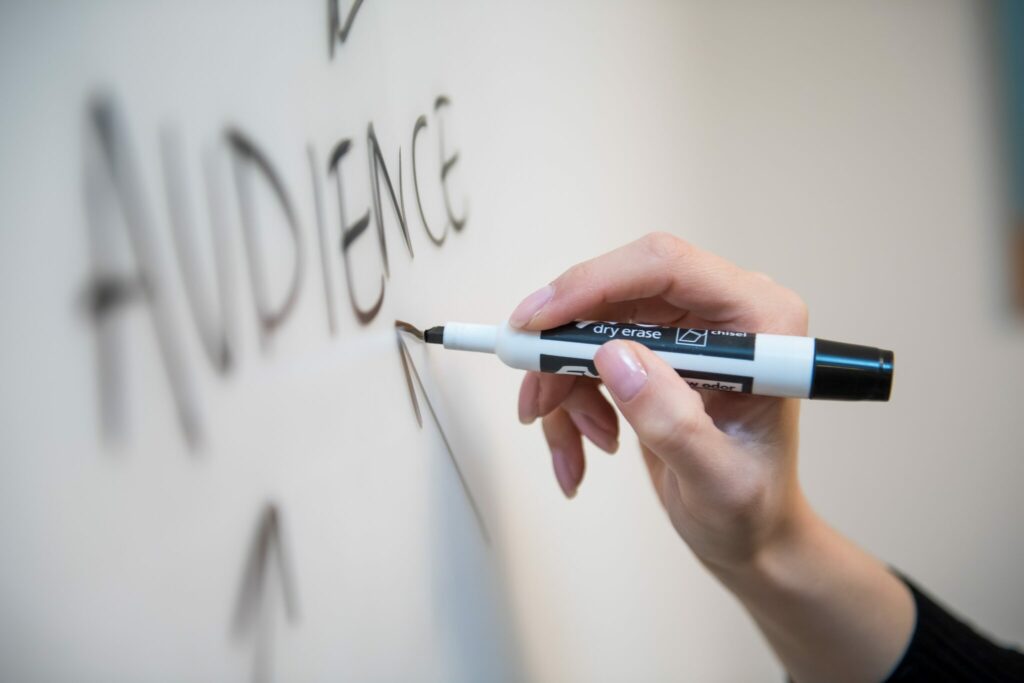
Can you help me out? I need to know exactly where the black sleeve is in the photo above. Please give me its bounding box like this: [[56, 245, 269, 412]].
[[882, 575, 1024, 682]]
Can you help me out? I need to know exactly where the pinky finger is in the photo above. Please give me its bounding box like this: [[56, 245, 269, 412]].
[[542, 408, 586, 499]]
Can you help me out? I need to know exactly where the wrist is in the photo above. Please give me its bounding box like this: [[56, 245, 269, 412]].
[[705, 492, 825, 596], [702, 494, 916, 683]]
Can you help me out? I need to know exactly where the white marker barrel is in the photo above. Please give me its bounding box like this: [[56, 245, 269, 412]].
[[430, 321, 893, 401]]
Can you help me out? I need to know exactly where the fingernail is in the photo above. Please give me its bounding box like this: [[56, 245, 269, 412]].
[[571, 412, 619, 454], [518, 375, 540, 425], [510, 285, 555, 328], [599, 343, 648, 402], [551, 448, 577, 499]]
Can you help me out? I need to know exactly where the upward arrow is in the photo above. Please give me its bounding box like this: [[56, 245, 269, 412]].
[[231, 502, 300, 683]]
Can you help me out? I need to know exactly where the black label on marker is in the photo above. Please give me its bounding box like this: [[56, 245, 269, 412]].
[[540, 321, 756, 360], [539, 354, 601, 378], [672, 369, 753, 393], [539, 354, 754, 393]]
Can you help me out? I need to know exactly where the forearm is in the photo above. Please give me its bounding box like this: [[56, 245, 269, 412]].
[[709, 496, 915, 683]]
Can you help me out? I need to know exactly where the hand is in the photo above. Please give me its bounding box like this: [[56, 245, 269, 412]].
[[511, 233, 914, 683], [510, 232, 809, 570]]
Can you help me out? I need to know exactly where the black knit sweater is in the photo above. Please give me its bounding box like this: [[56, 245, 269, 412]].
[[881, 577, 1024, 682]]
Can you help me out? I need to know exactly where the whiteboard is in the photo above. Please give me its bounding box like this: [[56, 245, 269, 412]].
[[0, 2, 519, 680], [2, 1, 1023, 682]]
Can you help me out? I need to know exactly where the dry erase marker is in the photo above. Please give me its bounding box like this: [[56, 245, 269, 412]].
[[424, 321, 893, 401]]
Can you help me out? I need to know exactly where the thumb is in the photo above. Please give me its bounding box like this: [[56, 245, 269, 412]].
[[593, 340, 726, 480]]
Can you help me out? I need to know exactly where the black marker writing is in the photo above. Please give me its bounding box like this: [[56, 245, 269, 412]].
[[328, 137, 383, 324], [226, 128, 305, 346], [328, 0, 365, 58], [367, 123, 414, 276], [435, 96, 467, 232], [232, 502, 300, 683], [81, 92, 469, 444], [160, 128, 235, 373], [395, 322, 489, 543], [82, 95, 202, 446], [411, 115, 446, 246], [308, 146, 339, 335]]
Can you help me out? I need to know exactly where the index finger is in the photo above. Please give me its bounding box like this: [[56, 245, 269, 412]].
[[510, 232, 795, 332]]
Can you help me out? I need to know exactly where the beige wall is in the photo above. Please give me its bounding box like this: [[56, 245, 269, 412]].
[[463, 1, 1024, 680]]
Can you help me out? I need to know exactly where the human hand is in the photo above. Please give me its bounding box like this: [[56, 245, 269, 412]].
[[511, 232, 810, 571]]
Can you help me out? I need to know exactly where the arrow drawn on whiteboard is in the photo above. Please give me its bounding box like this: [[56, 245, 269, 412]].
[[329, 0, 366, 57], [231, 502, 300, 683], [396, 321, 490, 543]]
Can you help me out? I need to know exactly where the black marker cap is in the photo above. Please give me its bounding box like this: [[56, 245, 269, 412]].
[[809, 339, 894, 401]]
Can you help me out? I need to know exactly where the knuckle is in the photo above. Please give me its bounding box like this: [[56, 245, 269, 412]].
[[558, 259, 596, 290], [722, 473, 767, 516], [711, 470, 771, 529], [748, 281, 808, 334], [537, 375, 574, 415], [540, 411, 563, 441], [780, 287, 809, 330], [642, 231, 689, 262], [644, 405, 702, 454]]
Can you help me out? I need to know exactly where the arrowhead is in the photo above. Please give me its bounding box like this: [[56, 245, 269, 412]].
[[232, 502, 300, 639], [395, 323, 490, 543], [329, 0, 366, 57]]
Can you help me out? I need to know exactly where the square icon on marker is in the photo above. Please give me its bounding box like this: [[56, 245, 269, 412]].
[[675, 328, 708, 347]]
